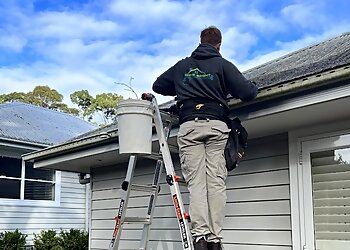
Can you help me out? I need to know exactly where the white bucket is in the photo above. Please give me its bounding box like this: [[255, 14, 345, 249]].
[[116, 99, 154, 154]]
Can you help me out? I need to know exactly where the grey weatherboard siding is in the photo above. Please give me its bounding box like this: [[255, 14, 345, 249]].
[[89, 133, 291, 250], [0, 102, 95, 244]]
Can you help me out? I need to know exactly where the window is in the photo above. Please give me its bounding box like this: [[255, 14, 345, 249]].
[[0, 156, 56, 201], [297, 132, 350, 250], [311, 148, 350, 250], [0, 157, 21, 199]]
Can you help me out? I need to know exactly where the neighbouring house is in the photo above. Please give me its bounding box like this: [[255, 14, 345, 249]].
[[0, 102, 96, 244], [23, 32, 350, 250]]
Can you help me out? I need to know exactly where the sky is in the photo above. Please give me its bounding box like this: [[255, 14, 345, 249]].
[[0, 0, 350, 105]]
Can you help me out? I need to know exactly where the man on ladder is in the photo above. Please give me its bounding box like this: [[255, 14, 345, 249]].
[[153, 26, 258, 250]]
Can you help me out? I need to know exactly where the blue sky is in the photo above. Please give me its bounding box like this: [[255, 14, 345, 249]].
[[0, 0, 350, 104]]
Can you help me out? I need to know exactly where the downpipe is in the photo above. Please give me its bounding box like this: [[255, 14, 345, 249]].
[[79, 173, 91, 185]]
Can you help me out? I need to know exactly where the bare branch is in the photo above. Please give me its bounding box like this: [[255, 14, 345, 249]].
[[115, 78, 138, 99]]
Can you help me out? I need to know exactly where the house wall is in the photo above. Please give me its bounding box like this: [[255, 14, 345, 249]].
[[0, 147, 87, 245], [90, 133, 291, 250], [0, 171, 86, 244]]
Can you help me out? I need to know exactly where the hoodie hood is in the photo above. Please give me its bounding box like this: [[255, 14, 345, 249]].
[[191, 43, 222, 60]]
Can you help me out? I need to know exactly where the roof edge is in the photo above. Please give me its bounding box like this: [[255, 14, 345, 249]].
[[22, 130, 118, 161], [243, 32, 350, 74], [0, 136, 48, 148], [229, 64, 350, 108]]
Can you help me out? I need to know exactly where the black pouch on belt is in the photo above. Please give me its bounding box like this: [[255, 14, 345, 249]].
[[178, 99, 228, 124], [224, 117, 248, 171]]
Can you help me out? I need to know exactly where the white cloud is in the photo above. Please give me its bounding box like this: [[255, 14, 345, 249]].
[[108, 0, 184, 19], [1, 0, 349, 109], [237, 9, 285, 33], [0, 34, 27, 52], [221, 27, 257, 61], [29, 11, 120, 40], [281, 2, 326, 29]]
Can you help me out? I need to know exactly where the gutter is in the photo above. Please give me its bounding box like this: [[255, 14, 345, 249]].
[[228, 65, 350, 108], [23, 65, 350, 163], [22, 131, 118, 161], [0, 137, 48, 150]]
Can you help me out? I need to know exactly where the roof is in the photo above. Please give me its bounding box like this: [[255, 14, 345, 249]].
[[63, 33, 350, 142], [0, 102, 96, 146], [245, 32, 350, 88], [22, 32, 350, 171]]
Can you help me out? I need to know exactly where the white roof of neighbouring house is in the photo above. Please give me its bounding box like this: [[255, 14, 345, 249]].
[[0, 101, 96, 146]]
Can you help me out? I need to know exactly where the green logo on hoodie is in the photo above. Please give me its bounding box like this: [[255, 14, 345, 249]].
[[183, 68, 214, 84]]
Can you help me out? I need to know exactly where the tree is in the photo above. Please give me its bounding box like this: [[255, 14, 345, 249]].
[[29, 85, 63, 108], [70, 90, 94, 121], [70, 90, 124, 125], [0, 92, 31, 103], [1, 85, 124, 125], [0, 85, 79, 116], [93, 93, 123, 124]]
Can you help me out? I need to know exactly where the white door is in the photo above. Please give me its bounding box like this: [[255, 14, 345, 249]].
[[301, 133, 350, 250]]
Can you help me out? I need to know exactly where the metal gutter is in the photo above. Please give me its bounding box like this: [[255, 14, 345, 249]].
[[23, 65, 350, 163], [22, 111, 179, 162], [228, 65, 350, 108], [0, 137, 48, 150], [22, 130, 118, 161]]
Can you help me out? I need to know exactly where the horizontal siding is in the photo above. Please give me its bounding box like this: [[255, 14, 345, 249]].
[[0, 171, 86, 245], [90, 133, 291, 250]]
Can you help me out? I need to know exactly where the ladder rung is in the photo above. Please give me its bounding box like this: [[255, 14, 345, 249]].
[[177, 177, 187, 185], [130, 184, 157, 193], [123, 216, 151, 224], [145, 153, 162, 161]]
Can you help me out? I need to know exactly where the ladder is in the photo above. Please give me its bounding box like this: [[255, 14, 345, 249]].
[[108, 93, 194, 250]]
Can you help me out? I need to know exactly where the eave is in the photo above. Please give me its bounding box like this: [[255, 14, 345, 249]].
[[22, 64, 350, 173]]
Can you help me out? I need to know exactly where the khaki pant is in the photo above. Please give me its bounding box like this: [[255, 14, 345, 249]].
[[177, 119, 230, 243]]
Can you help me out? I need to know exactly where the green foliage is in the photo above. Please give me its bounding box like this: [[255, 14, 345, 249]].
[[0, 229, 27, 250], [0, 92, 31, 104], [60, 229, 88, 250], [29, 86, 63, 108], [93, 93, 123, 124], [0, 229, 89, 250], [70, 90, 94, 121], [1, 85, 124, 125], [33, 230, 62, 250], [70, 89, 123, 124], [0, 85, 79, 116]]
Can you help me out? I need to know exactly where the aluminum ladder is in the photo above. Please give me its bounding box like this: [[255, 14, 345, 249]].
[[108, 93, 194, 250]]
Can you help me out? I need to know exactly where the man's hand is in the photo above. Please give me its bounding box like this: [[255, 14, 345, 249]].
[[160, 104, 179, 115]]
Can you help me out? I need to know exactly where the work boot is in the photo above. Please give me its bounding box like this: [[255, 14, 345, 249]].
[[194, 238, 208, 250], [207, 242, 222, 250]]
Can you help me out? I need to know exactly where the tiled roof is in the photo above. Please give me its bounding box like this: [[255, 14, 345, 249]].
[[0, 102, 96, 145], [244, 32, 350, 88]]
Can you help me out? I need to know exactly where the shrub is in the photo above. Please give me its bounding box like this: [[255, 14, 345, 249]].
[[60, 229, 88, 250], [33, 230, 62, 250], [0, 229, 27, 250]]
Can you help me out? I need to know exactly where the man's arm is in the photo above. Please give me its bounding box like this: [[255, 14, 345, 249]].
[[223, 59, 258, 102], [152, 66, 176, 96]]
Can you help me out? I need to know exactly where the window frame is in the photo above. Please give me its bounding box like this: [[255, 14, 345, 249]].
[[0, 157, 61, 207], [289, 119, 350, 250]]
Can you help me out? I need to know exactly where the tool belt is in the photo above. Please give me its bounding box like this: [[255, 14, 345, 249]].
[[178, 98, 228, 125]]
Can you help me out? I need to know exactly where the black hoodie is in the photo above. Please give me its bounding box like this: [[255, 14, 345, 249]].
[[152, 43, 258, 110]]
